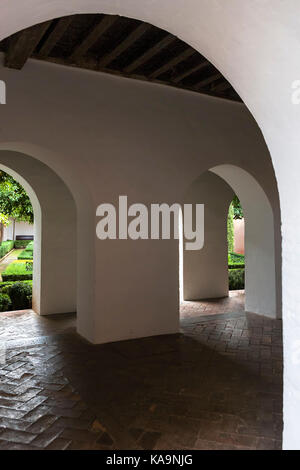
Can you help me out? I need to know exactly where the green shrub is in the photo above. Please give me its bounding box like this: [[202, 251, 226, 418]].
[[18, 251, 33, 260], [0, 240, 14, 259], [0, 280, 33, 312], [14, 240, 32, 249], [0, 280, 32, 292], [2, 261, 33, 281], [18, 241, 34, 260], [228, 252, 245, 269], [228, 263, 245, 269], [229, 268, 245, 290], [229, 252, 244, 263], [0, 293, 12, 312], [227, 203, 234, 253], [8, 282, 32, 310]]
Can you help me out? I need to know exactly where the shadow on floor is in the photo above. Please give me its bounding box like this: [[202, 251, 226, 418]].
[[0, 306, 282, 450]]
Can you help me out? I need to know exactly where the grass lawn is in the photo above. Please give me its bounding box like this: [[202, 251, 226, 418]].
[[3, 261, 32, 274], [11, 249, 24, 257], [2, 260, 33, 281]]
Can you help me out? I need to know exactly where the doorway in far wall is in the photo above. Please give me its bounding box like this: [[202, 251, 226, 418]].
[[180, 164, 279, 322]]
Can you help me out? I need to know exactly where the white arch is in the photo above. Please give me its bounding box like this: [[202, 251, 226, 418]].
[[182, 171, 234, 302], [0, 163, 42, 312], [0, 150, 77, 315], [211, 164, 279, 318], [0, 1, 299, 448]]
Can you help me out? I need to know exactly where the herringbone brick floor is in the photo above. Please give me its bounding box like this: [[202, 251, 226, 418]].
[[181, 290, 245, 319], [0, 302, 282, 450]]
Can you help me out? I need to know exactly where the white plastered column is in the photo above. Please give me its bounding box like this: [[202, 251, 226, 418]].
[[183, 171, 233, 300], [0, 0, 299, 447], [0, 151, 77, 315], [211, 165, 277, 319]]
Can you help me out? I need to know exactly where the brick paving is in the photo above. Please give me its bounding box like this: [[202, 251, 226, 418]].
[[0, 302, 282, 450], [180, 290, 245, 319]]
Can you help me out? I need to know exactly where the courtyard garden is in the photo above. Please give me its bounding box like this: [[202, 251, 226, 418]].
[[0, 239, 33, 311], [228, 197, 245, 290], [228, 251, 245, 290], [0, 170, 34, 312]]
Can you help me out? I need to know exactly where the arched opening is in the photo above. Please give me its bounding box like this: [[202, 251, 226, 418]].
[[0, 167, 35, 313], [0, 150, 77, 317], [0, 4, 287, 449], [227, 196, 245, 313], [0, 10, 282, 344], [180, 164, 280, 321]]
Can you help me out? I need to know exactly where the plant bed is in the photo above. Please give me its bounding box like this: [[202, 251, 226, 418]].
[[14, 239, 32, 249], [0, 281, 32, 311], [0, 240, 14, 259], [2, 260, 33, 281], [0, 280, 32, 290], [0, 293, 12, 311], [18, 241, 34, 260], [229, 268, 245, 290], [228, 252, 245, 269]]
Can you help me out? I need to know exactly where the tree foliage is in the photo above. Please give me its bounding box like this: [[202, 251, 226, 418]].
[[232, 195, 244, 220], [0, 171, 34, 223]]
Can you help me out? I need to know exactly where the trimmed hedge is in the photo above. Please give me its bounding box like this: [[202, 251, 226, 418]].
[[229, 252, 244, 262], [0, 281, 32, 311], [18, 252, 33, 260], [0, 280, 32, 290], [8, 282, 32, 310], [14, 240, 31, 249], [228, 263, 245, 269], [229, 268, 244, 290], [2, 261, 33, 281], [0, 240, 14, 259], [18, 241, 34, 260], [227, 204, 234, 253], [228, 252, 245, 269], [0, 293, 12, 311]]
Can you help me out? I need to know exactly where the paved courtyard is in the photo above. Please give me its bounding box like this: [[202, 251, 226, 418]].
[[180, 290, 245, 320], [0, 300, 282, 450]]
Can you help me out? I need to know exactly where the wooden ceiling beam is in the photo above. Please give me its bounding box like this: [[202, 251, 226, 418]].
[[124, 34, 175, 73], [194, 72, 222, 89], [213, 81, 232, 93], [5, 21, 51, 69], [38, 17, 73, 58], [98, 23, 151, 68], [150, 47, 195, 79], [70, 15, 118, 61], [172, 60, 210, 83]]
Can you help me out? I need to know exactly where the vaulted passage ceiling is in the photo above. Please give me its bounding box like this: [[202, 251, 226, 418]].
[[0, 14, 241, 102]]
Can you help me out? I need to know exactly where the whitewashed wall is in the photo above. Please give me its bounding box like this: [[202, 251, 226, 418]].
[[183, 172, 233, 301], [3, 219, 34, 241], [0, 0, 297, 447], [0, 58, 281, 346], [0, 155, 77, 316]]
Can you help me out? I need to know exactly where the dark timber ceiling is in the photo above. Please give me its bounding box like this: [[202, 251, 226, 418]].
[[0, 14, 241, 102]]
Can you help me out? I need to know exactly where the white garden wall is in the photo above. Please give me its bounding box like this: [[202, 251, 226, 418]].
[[3, 219, 34, 241]]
